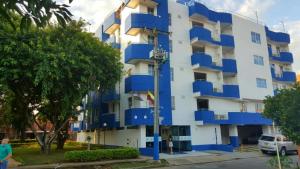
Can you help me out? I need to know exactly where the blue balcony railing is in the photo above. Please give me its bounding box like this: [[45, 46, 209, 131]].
[[193, 81, 240, 99], [268, 47, 293, 64], [195, 111, 272, 125], [271, 68, 296, 83], [222, 59, 237, 75], [124, 0, 158, 9], [191, 53, 222, 71], [125, 44, 154, 64], [99, 113, 120, 128], [125, 108, 153, 126], [125, 75, 154, 93], [190, 26, 235, 48], [265, 27, 290, 44], [125, 13, 168, 36], [103, 12, 121, 34], [189, 2, 232, 24]]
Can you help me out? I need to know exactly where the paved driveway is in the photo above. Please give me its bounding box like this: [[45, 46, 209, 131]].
[[161, 155, 299, 169]]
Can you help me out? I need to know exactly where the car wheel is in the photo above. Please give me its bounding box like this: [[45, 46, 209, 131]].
[[280, 147, 287, 156], [261, 150, 268, 154]]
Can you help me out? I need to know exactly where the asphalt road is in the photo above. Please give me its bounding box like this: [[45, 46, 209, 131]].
[[161, 155, 299, 169]]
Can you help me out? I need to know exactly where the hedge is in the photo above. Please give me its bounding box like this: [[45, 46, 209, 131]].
[[64, 148, 139, 162]]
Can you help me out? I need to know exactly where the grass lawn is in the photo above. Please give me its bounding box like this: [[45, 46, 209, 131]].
[[13, 141, 100, 166]]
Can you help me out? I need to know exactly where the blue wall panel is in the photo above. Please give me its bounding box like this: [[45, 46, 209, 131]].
[[125, 44, 154, 64], [265, 27, 290, 44]]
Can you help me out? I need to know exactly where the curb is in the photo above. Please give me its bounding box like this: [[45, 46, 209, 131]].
[[14, 158, 147, 169]]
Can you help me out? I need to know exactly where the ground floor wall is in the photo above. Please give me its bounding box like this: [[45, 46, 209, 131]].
[[75, 123, 275, 156]]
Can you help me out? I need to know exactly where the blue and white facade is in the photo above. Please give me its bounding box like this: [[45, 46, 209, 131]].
[[72, 0, 296, 155]]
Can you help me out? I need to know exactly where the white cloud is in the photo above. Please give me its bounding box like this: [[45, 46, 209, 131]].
[[56, 0, 121, 32]]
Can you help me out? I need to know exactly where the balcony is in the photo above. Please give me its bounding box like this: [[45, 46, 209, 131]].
[[265, 27, 290, 44], [195, 111, 272, 125], [191, 53, 222, 71], [100, 113, 120, 128], [102, 90, 120, 103], [222, 59, 237, 75], [125, 75, 154, 93], [125, 13, 168, 36], [189, 2, 232, 25], [190, 26, 234, 48], [125, 108, 153, 126], [125, 44, 154, 64], [124, 0, 158, 9], [103, 12, 121, 34], [105, 36, 121, 49], [268, 47, 293, 64], [193, 81, 240, 99], [271, 68, 296, 83]]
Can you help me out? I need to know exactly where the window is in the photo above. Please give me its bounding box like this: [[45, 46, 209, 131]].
[[148, 35, 155, 44], [169, 39, 173, 53], [251, 32, 261, 44], [171, 96, 175, 110], [168, 13, 172, 26], [192, 22, 204, 27], [255, 103, 264, 113], [128, 97, 132, 109], [197, 99, 209, 111], [194, 72, 206, 81], [148, 64, 154, 76], [192, 46, 205, 54], [147, 7, 154, 15], [170, 67, 174, 81], [276, 46, 281, 55], [256, 78, 267, 88], [254, 55, 264, 65]]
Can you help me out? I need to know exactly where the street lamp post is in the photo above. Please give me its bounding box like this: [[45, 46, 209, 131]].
[[151, 31, 168, 162]]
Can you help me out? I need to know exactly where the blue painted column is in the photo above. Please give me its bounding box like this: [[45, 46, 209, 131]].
[[229, 125, 239, 147], [153, 133, 160, 160]]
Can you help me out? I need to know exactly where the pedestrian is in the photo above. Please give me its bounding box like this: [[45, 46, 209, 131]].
[[168, 138, 173, 154], [0, 138, 12, 169]]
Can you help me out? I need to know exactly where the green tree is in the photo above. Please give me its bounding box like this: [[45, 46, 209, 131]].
[[0, 0, 73, 30], [0, 18, 123, 153], [263, 84, 300, 145]]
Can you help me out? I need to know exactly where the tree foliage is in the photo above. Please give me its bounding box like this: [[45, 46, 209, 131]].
[[0, 0, 73, 30], [0, 16, 123, 152], [263, 84, 300, 145]]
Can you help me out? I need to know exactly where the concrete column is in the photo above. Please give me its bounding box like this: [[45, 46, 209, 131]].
[[229, 125, 239, 147], [262, 126, 272, 134]]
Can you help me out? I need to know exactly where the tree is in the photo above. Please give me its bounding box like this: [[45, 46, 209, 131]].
[[0, 18, 123, 153], [0, 0, 73, 30], [263, 84, 300, 145]]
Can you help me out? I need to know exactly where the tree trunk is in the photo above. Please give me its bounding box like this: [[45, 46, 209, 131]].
[[56, 132, 66, 150], [20, 129, 26, 142]]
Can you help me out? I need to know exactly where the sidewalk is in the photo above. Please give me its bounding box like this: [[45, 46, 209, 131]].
[[165, 151, 264, 166], [13, 158, 147, 169]]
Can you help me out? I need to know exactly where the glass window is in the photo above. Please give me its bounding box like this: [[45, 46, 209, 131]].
[[171, 96, 175, 110], [169, 39, 173, 53], [251, 32, 261, 44], [256, 78, 267, 88], [194, 72, 206, 81], [148, 64, 154, 76], [128, 97, 132, 109], [147, 7, 154, 15], [254, 55, 264, 65], [168, 13, 172, 26], [255, 103, 264, 113], [148, 35, 155, 44]]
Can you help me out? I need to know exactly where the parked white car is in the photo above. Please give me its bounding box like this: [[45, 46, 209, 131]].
[[258, 134, 298, 156]]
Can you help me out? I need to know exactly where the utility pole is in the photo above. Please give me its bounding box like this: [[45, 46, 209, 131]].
[[151, 29, 168, 162]]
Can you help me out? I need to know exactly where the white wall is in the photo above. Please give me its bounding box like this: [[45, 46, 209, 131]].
[[232, 15, 274, 100]]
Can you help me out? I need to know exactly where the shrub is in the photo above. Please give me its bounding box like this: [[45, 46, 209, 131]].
[[64, 148, 139, 162]]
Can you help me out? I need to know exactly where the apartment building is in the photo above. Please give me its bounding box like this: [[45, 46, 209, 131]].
[[71, 0, 296, 155]]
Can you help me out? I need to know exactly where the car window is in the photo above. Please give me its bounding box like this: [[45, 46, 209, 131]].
[[260, 136, 275, 141]]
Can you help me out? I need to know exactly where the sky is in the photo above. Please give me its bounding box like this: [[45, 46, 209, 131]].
[[56, 0, 300, 73]]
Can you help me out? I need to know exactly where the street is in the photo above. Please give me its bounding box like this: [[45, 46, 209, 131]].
[[161, 155, 299, 169]]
